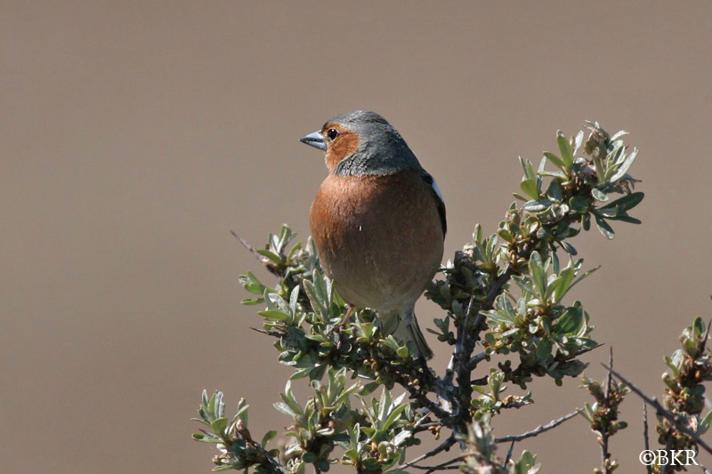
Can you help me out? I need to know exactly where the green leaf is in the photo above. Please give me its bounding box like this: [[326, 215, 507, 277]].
[[555, 305, 584, 335], [210, 417, 228, 435], [192, 432, 220, 443], [607, 214, 641, 224], [598, 192, 644, 215], [609, 147, 638, 182], [382, 403, 407, 431], [591, 188, 608, 202], [524, 199, 550, 213], [519, 157, 540, 199], [569, 195, 589, 214], [557, 130, 574, 168], [549, 266, 576, 303], [261, 430, 277, 447], [521, 178, 539, 200], [544, 151, 566, 171], [258, 310, 289, 321], [528, 251, 547, 299], [274, 401, 297, 418], [699, 410, 712, 434], [239, 272, 266, 295], [594, 215, 615, 239], [536, 338, 552, 361], [256, 248, 282, 264]]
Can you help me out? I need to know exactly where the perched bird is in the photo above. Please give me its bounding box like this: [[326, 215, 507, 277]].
[[300, 110, 446, 359]]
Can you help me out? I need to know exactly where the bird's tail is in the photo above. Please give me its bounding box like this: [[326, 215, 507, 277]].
[[387, 308, 433, 360]]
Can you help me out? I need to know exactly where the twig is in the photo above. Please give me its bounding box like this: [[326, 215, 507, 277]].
[[495, 409, 582, 443], [231, 230, 268, 264], [409, 462, 461, 472], [505, 440, 516, 465], [251, 327, 281, 337], [453, 296, 476, 426], [467, 351, 489, 370], [601, 347, 614, 474], [484, 268, 515, 309], [643, 403, 652, 474], [398, 435, 456, 470], [603, 364, 712, 456], [471, 375, 489, 386], [409, 453, 464, 473]]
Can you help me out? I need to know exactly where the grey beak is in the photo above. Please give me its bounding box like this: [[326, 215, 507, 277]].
[[300, 130, 326, 151]]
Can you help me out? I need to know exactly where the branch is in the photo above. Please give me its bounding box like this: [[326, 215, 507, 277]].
[[601, 347, 614, 474], [505, 440, 516, 465], [494, 409, 582, 443], [398, 435, 456, 470], [467, 351, 489, 371], [231, 230, 269, 265], [604, 365, 712, 456], [643, 403, 652, 474]]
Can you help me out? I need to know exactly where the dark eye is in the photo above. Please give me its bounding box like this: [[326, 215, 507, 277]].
[[327, 128, 339, 140]]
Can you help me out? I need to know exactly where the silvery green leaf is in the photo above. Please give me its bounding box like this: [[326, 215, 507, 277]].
[[528, 251, 547, 299], [591, 188, 608, 202], [555, 305, 584, 335], [289, 285, 300, 315], [239, 272, 266, 295], [557, 131, 574, 168], [609, 147, 638, 183], [392, 430, 412, 446], [598, 192, 644, 214], [258, 310, 289, 321], [261, 430, 277, 447], [609, 130, 629, 142], [573, 129, 584, 155], [521, 178, 539, 199], [699, 410, 712, 434], [382, 404, 407, 431], [256, 248, 281, 264], [543, 151, 566, 172], [524, 199, 549, 212], [594, 216, 615, 239], [210, 417, 228, 435]]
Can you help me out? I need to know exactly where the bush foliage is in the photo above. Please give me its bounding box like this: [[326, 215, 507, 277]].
[[192, 123, 711, 473]]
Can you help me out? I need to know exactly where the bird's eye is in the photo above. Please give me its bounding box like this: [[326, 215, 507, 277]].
[[327, 128, 339, 140]]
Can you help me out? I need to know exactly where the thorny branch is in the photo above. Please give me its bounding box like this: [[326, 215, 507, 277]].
[[601, 348, 614, 474], [605, 365, 712, 456], [494, 409, 582, 443]]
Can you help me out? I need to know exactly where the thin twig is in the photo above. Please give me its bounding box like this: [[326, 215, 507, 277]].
[[600, 347, 614, 474], [604, 364, 712, 456], [453, 296, 476, 425], [251, 327, 281, 337], [505, 440, 516, 465], [467, 351, 489, 370], [409, 462, 461, 472], [409, 453, 464, 473], [495, 409, 582, 443], [398, 435, 456, 470], [231, 230, 268, 264], [643, 403, 652, 474]]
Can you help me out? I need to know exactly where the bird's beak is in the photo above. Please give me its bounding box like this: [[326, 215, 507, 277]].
[[299, 130, 326, 151]]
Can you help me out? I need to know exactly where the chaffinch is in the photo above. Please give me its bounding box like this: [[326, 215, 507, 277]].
[[300, 110, 446, 359]]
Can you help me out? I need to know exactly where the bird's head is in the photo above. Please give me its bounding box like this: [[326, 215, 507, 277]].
[[300, 110, 421, 176]]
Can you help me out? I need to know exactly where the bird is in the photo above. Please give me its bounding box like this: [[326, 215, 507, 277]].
[[300, 110, 446, 359]]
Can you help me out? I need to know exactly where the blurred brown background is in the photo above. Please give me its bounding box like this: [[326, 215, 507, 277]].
[[2, 1, 712, 472]]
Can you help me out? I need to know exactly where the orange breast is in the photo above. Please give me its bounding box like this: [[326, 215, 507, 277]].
[[309, 170, 444, 312]]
